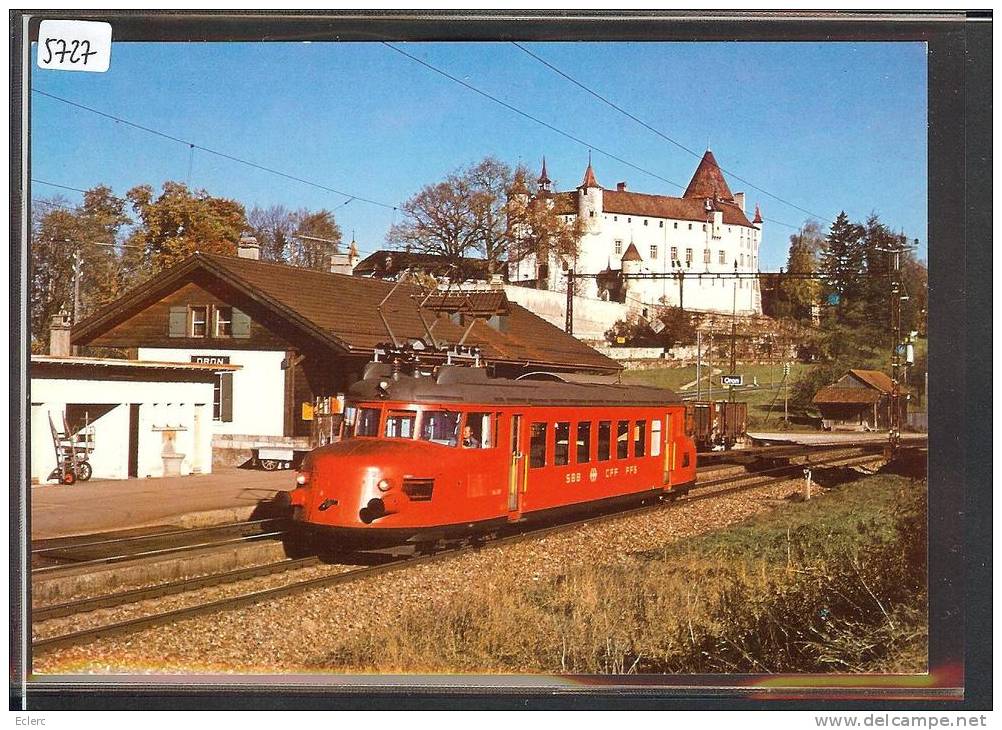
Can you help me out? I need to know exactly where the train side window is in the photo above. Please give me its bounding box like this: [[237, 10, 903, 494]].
[[634, 420, 647, 457], [651, 419, 662, 457], [597, 421, 611, 461], [554, 422, 570, 466], [464, 412, 493, 448], [385, 411, 416, 439], [529, 422, 548, 468], [576, 422, 592, 463], [420, 410, 462, 446], [616, 420, 630, 459], [355, 407, 381, 437]]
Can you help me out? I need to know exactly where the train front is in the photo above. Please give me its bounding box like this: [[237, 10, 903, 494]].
[[286, 364, 505, 547]]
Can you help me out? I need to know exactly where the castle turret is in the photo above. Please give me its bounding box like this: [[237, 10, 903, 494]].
[[620, 242, 643, 310], [537, 157, 551, 192], [577, 155, 603, 234]]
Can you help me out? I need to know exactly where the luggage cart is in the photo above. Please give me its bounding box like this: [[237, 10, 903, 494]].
[[47, 411, 94, 484]]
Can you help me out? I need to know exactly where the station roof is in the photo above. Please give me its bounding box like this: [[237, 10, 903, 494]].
[[72, 253, 620, 374]]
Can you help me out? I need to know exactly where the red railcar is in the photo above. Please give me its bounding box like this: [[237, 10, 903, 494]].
[[288, 361, 697, 546]]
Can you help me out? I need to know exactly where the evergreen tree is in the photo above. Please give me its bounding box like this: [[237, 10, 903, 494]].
[[818, 211, 865, 306]]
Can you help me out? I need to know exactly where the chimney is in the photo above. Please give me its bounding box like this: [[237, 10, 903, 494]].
[[616, 181, 627, 192], [734, 192, 746, 212], [237, 234, 260, 260], [49, 310, 72, 357]]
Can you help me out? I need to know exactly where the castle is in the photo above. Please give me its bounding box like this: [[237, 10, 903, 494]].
[[508, 151, 764, 316]]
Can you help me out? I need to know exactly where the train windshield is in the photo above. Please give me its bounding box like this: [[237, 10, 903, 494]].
[[419, 410, 461, 446], [355, 407, 381, 437], [385, 411, 417, 439]]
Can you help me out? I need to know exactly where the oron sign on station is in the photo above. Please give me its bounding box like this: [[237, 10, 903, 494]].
[[720, 374, 743, 387]]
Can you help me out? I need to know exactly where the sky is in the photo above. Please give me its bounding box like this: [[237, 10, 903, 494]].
[[29, 41, 928, 269]]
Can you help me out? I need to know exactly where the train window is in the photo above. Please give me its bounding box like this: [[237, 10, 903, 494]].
[[634, 420, 647, 457], [355, 407, 381, 437], [597, 421, 611, 461], [529, 422, 548, 468], [385, 411, 416, 439], [554, 422, 570, 466], [576, 422, 592, 463], [463, 412, 493, 448], [651, 419, 662, 457], [419, 410, 461, 446], [617, 421, 630, 459]]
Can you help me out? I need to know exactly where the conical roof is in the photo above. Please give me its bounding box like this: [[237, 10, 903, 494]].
[[621, 242, 642, 262], [753, 204, 763, 225], [683, 150, 735, 202], [580, 156, 600, 189]]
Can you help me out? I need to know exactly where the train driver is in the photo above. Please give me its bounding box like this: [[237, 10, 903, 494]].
[[461, 425, 480, 449]]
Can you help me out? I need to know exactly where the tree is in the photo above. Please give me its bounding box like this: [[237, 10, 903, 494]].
[[29, 188, 133, 351], [604, 306, 699, 349], [818, 211, 865, 306], [387, 157, 581, 282], [127, 181, 247, 272], [387, 161, 492, 273], [505, 165, 583, 286], [291, 209, 342, 272], [247, 205, 298, 263], [779, 220, 824, 320]]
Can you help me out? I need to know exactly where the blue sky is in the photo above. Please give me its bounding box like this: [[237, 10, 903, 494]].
[[30, 41, 928, 268]]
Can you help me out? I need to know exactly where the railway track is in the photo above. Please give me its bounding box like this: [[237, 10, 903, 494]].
[[31, 517, 290, 574], [31, 444, 890, 654]]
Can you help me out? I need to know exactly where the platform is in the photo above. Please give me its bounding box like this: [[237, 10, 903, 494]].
[[27, 467, 295, 540], [747, 431, 927, 446]]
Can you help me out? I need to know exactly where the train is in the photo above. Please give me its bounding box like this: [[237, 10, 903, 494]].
[[688, 400, 748, 452], [287, 352, 697, 547]]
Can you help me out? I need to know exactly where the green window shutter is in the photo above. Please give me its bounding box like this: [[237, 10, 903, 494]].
[[220, 373, 234, 422], [231, 308, 251, 338], [168, 306, 187, 337]]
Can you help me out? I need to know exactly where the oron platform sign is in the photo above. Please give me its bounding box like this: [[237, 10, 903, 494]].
[[720, 374, 743, 386]]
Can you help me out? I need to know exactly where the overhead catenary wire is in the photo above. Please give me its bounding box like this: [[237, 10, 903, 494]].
[[385, 42, 804, 232], [511, 42, 832, 227], [31, 88, 399, 212]]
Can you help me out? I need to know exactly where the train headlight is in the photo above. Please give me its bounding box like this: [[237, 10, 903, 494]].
[[377, 478, 392, 492], [296, 472, 310, 486]]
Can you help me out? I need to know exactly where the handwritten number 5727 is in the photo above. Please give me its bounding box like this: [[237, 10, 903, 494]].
[[42, 38, 98, 66]]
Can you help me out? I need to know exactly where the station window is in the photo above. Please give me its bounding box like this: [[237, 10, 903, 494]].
[[214, 306, 233, 337], [529, 422, 548, 468], [385, 411, 416, 439], [688, 223, 693, 230], [634, 420, 647, 457], [419, 410, 462, 445], [673, 222, 678, 229], [355, 407, 381, 437], [576, 422, 592, 463], [189, 305, 208, 337], [554, 422, 570, 466], [651, 419, 662, 457], [463, 412, 494, 448], [660, 221, 664, 228], [616, 420, 630, 459], [597, 421, 611, 461], [643, 219, 648, 226], [670, 246, 678, 263]]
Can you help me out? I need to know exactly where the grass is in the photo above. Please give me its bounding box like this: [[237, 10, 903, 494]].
[[313, 473, 927, 675], [623, 362, 816, 431]]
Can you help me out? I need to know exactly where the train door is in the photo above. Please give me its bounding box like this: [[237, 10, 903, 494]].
[[507, 414, 525, 517], [663, 411, 674, 487]]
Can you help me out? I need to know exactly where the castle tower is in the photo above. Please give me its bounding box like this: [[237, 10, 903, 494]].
[[577, 154, 603, 234], [620, 242, 643, 311], [538, 157, 551, 193]]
